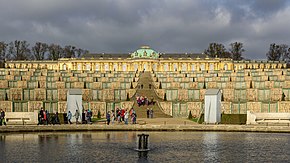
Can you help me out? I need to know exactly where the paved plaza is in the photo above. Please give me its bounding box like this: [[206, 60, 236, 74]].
[[1, 118, 290, 133]]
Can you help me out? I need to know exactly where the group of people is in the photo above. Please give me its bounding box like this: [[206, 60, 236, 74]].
[[84, 109, 93, 124], [0, 109, 6, 126], [136, 95, 155, 107], [37, 108, 60, 125], [37, 108, 91, 125], [67, 109, 93, 125], [106, 107, 137, 125]]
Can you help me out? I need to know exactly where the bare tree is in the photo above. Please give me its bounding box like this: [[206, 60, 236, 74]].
[[75, 48, 89, 58], [48, 44, 63, 60], [279, 44, 290, 62], [0, 41, 8, 61], [32, 42, 48, 60], [63, 45, 76, 58], [266, 43, 290, 62], [8, 40, 31, 60], [229, 42, 245, 60], [204, 43, 229, 58]]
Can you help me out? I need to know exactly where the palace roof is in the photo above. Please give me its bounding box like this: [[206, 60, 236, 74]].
[[82, 46, 207, 59]]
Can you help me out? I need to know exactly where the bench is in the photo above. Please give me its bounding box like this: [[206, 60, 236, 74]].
[[5, 111, 38, 125], [247, 111, 290, 125]]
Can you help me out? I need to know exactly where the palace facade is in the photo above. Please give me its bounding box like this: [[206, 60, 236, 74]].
[[5, 46, 286, 72], [1, 46, 289, 119]]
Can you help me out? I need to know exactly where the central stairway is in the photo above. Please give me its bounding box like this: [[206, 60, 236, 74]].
[[133, 71, 172, 118]]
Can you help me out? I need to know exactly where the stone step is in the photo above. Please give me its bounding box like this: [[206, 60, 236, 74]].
[[133, 71, 171, 118]]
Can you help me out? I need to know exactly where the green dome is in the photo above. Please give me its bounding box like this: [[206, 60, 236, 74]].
[[131, 46, 159, 59]]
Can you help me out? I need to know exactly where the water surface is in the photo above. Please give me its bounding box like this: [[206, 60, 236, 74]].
[[0, 132, 289, 162]]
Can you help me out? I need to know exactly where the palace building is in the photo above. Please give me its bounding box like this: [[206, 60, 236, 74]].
[[4, 46, 286, 72], [0, 46, 289, 121]]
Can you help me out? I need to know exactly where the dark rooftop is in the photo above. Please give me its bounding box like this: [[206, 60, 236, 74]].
[[82, 53, 207, 59]]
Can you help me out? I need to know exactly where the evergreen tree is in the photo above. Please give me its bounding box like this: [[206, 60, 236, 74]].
[[188, 110, 193, 119], [97, 110, 101, 119], [126, 93, 130, 101], [282, 92, 285, 101]]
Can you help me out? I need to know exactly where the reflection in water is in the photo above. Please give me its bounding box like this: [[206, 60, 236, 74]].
[[202, 132, 219, 162], [1, 132, 290, 162], [138, 151, 148, 161]]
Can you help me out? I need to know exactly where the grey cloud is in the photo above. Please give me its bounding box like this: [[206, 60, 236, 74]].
[[0, 0, 289, 59]]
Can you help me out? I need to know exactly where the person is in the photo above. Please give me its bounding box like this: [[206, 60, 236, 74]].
[[89, 109, 93, 121], [53, 112, 60, 125], [116, 108, 121, 123], [84, 109, 88, 124], [131, 109, 137, 124], [124, 109, 129, 125], [121, 108, 125, 122], [149, 108, 154, 118], [147, 108, 150, 118], [150, 97, 155, 105], [106, 111, 111, 125], [67, 111, 72, 124], [74, 110, 80, 124], [111, 110, 115, 125], [0, 109, 6, 126], [43, 110, 47, 125], [46, 110, 51, 125], [87, 109, 92, 124], [37, 108, 44, 125]]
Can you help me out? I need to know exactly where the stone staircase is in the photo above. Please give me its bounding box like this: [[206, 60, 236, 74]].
[[133, 71, 172, 118]]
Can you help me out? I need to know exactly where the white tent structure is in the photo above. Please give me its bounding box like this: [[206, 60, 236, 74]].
[[67, 89, 82, 122], [204, 89, 222, 124]]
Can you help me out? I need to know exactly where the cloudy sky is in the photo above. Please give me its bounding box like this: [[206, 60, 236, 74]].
[[0, 0, 290, 59]]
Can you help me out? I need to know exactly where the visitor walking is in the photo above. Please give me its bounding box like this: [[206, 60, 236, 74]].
[[121, 108, 125, 122], [53, 112, 60, 125], [149, 108, 154, 118], [124, 109, 129, 125], [131, 109, 137, 124], [111, 110, 115, 125], [67, 111, 72, 124], [147, 108, 150, 118], [37, 108, 44, 125], [43, 110, 47, 125], [0, 109, 6, 126], [87, 109, 92, 124], [106, 111, 111, 125], [74, 110, 80, 124], [46, 110, 51, 125], [116, 108, 121, 123]]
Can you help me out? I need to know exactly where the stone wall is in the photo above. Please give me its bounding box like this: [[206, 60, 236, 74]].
[[159, 101, 290, 118]]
